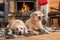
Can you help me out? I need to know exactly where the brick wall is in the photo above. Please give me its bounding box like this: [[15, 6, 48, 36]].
[[9, 0, 15, 12]]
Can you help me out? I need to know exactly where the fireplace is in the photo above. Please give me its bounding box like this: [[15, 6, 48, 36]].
[[9, 0, 36, 22], [15, 0, 36, 12]]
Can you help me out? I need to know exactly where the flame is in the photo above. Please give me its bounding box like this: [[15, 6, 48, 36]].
[[20, 2, 30, 12]]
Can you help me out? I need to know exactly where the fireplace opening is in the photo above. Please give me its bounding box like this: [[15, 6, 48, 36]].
[[17, 2, 35, 12]]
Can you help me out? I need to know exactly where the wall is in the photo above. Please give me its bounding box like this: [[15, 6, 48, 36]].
[[9, 0, 15, 12], [48, 0, 60, 28], [48, 0, 60, 12]]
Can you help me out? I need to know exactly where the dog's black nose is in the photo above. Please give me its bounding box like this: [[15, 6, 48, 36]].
[[38, 16, 41, 20], [19, 32, 21, 35]]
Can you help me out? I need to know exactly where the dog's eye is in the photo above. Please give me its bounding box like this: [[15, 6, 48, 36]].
[[21, 28, 23, 29], [16, 28, 18, 30], [35, 14, 37, 16]]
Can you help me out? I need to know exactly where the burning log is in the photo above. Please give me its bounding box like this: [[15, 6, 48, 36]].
[[20, 2, 30, 12]]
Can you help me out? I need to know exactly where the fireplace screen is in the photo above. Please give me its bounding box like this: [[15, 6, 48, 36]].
[[17, 2, 35, 12]]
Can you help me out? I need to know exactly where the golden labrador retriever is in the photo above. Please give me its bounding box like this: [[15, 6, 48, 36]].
[[25, 11, 50, 35], [7, 14, 28, 35]]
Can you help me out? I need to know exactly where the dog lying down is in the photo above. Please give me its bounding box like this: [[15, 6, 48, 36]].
[[5, 19, 31, 38], [25, 11, 55, 35], [5, 14, 30, 38], [7, 19, 29, 35]]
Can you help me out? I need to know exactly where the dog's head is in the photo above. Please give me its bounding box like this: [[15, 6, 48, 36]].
[[16, 25, 25, 35], [30, 11, 44, 20]]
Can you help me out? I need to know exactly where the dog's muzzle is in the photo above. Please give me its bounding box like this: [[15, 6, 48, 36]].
[[16, 28, 22, 35]]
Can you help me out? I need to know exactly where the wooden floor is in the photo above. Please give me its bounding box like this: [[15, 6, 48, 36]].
[[4, 30, 60, 40]]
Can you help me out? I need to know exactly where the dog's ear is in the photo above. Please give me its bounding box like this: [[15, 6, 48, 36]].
[[30, 12, 35, 18]]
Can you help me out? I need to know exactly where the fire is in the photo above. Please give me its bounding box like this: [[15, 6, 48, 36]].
[[20, 2, 30, 12]]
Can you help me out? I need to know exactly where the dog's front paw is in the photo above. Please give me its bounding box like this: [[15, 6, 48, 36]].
[[5, 34, 14, 39]]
